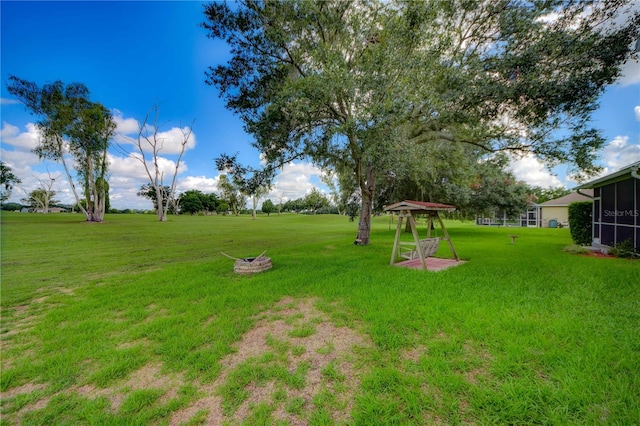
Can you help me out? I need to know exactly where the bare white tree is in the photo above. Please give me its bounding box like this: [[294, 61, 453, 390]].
[[249, 185, 270, 220], [277, 193, 285, 215], [124, 104, 194, 222], [21, 170, 60, 213]]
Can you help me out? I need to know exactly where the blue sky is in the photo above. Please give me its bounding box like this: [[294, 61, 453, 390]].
[[1, 1, 639, 209]]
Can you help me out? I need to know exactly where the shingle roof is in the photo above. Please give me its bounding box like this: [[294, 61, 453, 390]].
[[574, 161, 640, 189], [383, 200, 456, 212], [538, 190, 593, 206]]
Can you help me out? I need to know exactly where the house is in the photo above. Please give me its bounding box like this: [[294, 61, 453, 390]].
[[574, 161, 640, 252], [522, 190, 593, 228], [31, 207, 70, 213]]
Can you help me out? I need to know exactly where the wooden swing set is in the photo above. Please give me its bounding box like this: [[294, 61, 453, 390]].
[[384, 200, 460, 271]]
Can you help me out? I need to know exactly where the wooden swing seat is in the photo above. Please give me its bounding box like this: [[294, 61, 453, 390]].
[[399, 237, 441, 260]]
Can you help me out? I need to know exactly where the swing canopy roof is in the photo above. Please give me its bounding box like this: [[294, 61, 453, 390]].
[[384, 200, 456, 213]]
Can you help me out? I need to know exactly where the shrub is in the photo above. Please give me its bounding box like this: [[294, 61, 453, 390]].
[[568, 201, 592, 246], [608, 240, 638, 258], [1, 202, 23, 211], [563, 244, 589, 255]]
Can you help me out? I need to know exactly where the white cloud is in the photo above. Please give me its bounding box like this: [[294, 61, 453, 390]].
[[175, 175, 220, 194], [612, 1, 640, 86], [155, 127, 197, 154], [106, 173, 152, 210], [117, 125, 197, 155], [617, 59, 640, 86], [1, 122, 41, 151], [107, 154, 149, 180], [572, 135, 640, 184], [535, 5, 592, 29], [535, 11, 560, 25], [106, 153, 191, 209], [599, 135, 640, 170], [0, 148, 40, 176], [2, 162, 74, 206], [1, 98, 21, 105], [0, 120, 199, 209], [635, 105, 640, 121], [0, 122, 54, 203], [508, 154, 563, 188], [110, 110, 197, 155], [112, 109, 140, 135], [265, 162, 324, 202], [109, 186, 150, 210]]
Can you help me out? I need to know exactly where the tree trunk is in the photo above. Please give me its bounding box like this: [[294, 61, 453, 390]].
[[355, 166, 376, 245], [252, 195, 257, 220], [91, 151, 109, 222], [59, 147, 89, 220], [94, 191, 105, 222], [156, 185, 167, 221], [87, 158, 98, 221]]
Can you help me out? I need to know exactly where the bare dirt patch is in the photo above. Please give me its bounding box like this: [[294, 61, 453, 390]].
[[1, 301, 48, 339], [69, 362, 187, 413], [0, 382, 50, 418], [401, 344, 428, 362], [3, 297, 372, 424], [0, 382, 47, 399], [53, 286, 76, 296], [169, 296, 372, 425]]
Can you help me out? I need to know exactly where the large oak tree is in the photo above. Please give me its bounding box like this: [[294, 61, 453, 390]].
[[203, 0, 640, 244]]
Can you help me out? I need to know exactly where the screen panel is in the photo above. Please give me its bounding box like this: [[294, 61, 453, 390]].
[[601, 224, 615, 246], [601, 183, 616, 224], [616, 226, 634, 247], [616, 179, 635, 225]]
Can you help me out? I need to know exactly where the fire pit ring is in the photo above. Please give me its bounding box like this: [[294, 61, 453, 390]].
[[222, 251, 272, 275]]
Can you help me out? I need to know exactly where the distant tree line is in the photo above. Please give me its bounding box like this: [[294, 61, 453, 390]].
[[3, 156, 573, 221]]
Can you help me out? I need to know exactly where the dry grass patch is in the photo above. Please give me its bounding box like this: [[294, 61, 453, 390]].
[[0, 382, 48, 399], [169, 296, 372, 425], [73, 363, 186, 412]]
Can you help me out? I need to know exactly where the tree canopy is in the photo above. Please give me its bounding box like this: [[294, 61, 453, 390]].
[[6, 76, 115, 222], [303, 188, 331, 214], [217, 174, 246, 216], [179, 190, 218, 215], [0, 162, 21, 204], [21, 189, 59, 213], [203, 0, 640, 244], [137, 183, 173, 212], [261, 199, 275, 216]]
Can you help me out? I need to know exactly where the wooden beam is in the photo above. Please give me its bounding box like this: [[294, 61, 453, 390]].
[[426, 213, 434, 238], [390, 213, 404, 265], [407, 211, 427, 270], [435, 211, 459, 261]]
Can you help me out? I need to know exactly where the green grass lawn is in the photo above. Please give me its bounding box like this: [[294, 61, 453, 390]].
[[1, 211, 638, 425]]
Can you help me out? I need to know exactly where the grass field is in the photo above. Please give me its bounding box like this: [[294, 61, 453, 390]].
[[1, 211, 638, 425]]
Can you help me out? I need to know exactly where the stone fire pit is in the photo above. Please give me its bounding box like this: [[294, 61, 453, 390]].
[[222, 251, 272, 275]]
